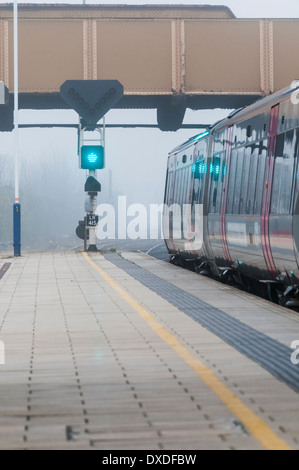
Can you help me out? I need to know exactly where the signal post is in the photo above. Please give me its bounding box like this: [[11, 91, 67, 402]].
[[60, 80, 123, 251], [80, 125, 104, 251]]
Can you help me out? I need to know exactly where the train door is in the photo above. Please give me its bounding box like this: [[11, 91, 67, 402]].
[[164, 162, 176, 254], [220, 126, 234, 267], [269, 128, 298, 276], [261, 105, 279, 279], [207, 126, 233, 267]]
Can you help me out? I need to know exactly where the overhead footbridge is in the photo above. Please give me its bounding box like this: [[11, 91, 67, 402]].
[[0, 4, 299, 130]]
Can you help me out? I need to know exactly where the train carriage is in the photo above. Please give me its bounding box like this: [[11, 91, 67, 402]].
[[164, 83, 299, 306]]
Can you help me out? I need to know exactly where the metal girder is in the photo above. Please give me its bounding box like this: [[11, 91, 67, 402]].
[[0, 5, 298, 130]]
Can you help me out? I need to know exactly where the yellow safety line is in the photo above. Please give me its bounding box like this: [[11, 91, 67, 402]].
[[83, 252, 292, 451]]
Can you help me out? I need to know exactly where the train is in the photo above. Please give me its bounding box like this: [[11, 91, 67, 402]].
[[164, 83, 299, 307]]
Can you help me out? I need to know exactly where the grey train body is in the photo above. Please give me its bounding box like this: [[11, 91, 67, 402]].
[[164, 84, 299, 306]]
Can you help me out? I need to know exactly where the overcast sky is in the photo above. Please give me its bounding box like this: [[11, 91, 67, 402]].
[[2, 0, 299, 19]]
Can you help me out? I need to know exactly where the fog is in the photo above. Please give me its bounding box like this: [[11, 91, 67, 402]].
[[0, 107, 228, 250], [0, 0, 297, 250]]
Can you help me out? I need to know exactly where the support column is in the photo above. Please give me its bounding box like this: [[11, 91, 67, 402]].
[[171, 19, 186, 94], [260, 20, 274, 95], [83, 19, 97, 80]]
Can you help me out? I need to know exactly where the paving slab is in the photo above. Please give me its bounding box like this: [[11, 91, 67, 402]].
[[0, 251, 297, 450]]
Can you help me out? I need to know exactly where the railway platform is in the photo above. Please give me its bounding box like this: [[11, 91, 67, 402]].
[[0, 250, 298, 450]]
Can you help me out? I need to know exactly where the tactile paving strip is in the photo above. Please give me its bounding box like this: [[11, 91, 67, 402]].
[[0, 263, 11, 280], [104, 253, 299, 394]]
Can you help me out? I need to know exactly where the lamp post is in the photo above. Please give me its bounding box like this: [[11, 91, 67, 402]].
[[13, 0, 21, 257]]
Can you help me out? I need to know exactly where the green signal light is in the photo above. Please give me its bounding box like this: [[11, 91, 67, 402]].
[[81, 145, 104, 170], [87, 152, 97, 163]]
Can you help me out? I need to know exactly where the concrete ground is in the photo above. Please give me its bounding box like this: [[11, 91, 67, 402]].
[[0, 250, 298, 450]]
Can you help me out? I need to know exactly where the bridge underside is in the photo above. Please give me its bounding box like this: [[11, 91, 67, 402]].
[[0, 93, 263, 132], [0, 4, 298, 131]]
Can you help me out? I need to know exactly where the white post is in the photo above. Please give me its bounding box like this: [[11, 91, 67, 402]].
[[14, 0, 19, 203], [13, 0, 21, 257]]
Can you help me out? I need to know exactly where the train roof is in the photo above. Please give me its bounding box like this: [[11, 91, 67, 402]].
[[169, 82, 299, 157], [169, 130, 210, 155], [213, 82, 299, 131]]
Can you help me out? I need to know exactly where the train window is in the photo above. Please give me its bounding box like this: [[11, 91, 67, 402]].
[[271, 130, 296, 214], [192, 176, 199, 206], [254, 142, 267, 214], [246, 145, 259, 214], [181, 168, 186, 205], [177, 169, 182, 205], [275, 133, 285, 157], [208, 161, 215, 213], [171, 172, 176, 204], [192, 157, 206, 206], [181, 167, 189, 205], [164, 170, 169, 204], [280, 157, 295, 214], [192, 175, 201, 206], [176, 171, 179, 204], [173, 170, 180, 204], [232, 149, 245, 214], [213, 132, 226, 154], [216, 154, 226, 213], [180, 167, 185, 205], [178, 168, 183, 205], [226, 150, 238, 214], [271, 157, 283, 214], [208, 155, 223, 213], [180, 168, 187, 205], [185, 166, 192, 204], [239, 147, 251, 214], [192, 170, 201, 206], [165, 171, 174, 205]]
